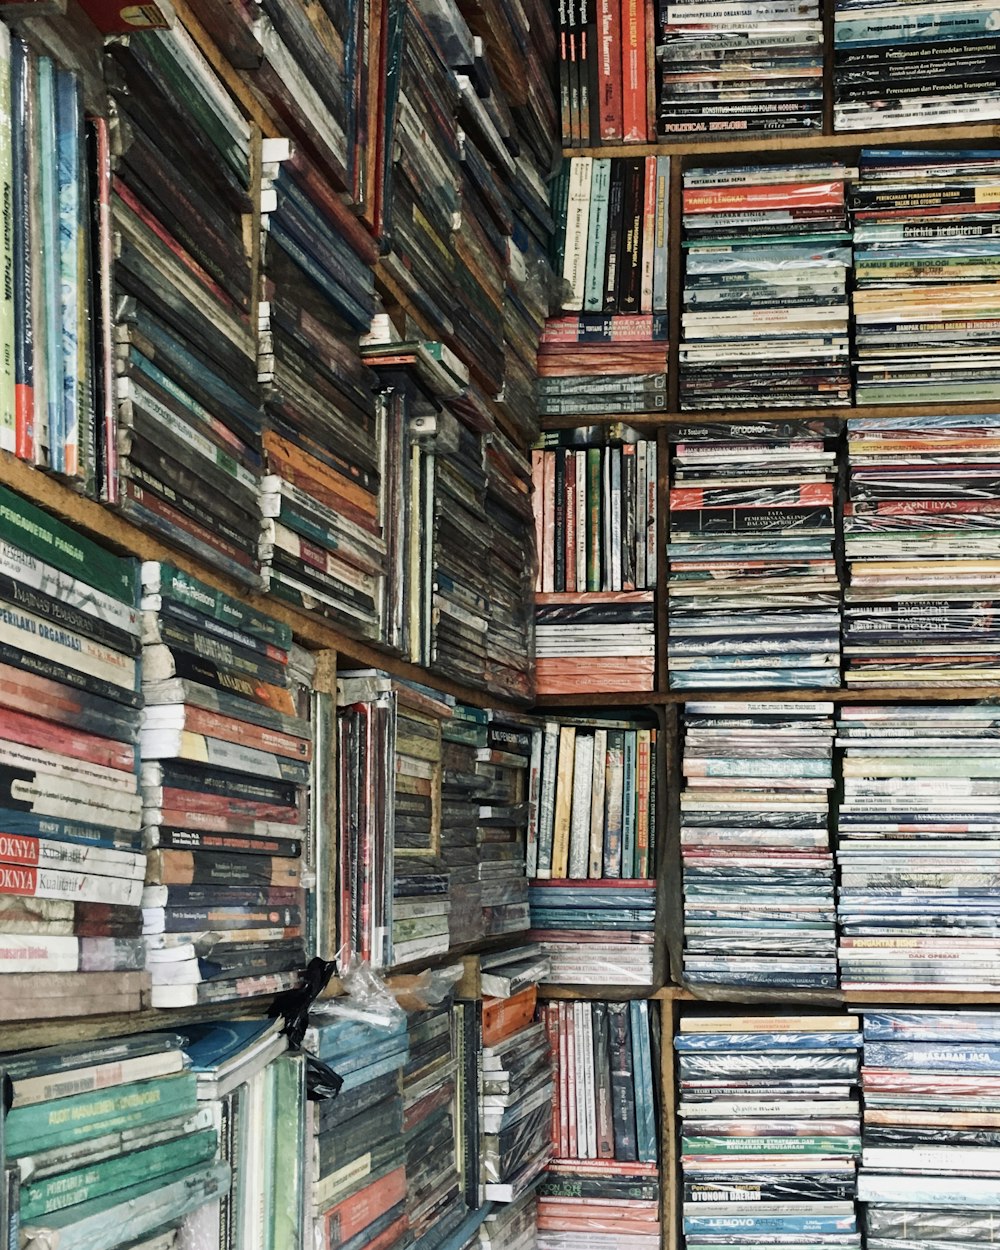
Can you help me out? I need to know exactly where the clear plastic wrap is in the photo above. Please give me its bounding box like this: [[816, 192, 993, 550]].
[[865, 1209, 1000, 1238], [679, 1052, 860, 1079], [676, 1032, 861, 1052]]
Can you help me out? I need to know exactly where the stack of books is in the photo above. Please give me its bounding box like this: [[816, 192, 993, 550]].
[[402, 998, 470, 1245], [480, 981, 553, 1203], [836, 704, 1000, 991], [5, 37, 105, 494], [833, 4, 1000, 130], [843, 412, 1000, 687], [6, 1034, 229, 1248], [676, 1014, 862, 1250], [850, 149, 1000, 405], [539, 1000, 659, 1250], [476, 712, 538, 940], [679, 163, 853, 410], [658, 0, 824, 136], [176, 1020, 304, 1250], [532, 429, 659, 596], [858, 1009, 1000, 1240], [304, 1009, 410, 1250], [336, 671, 453, 970], [248, 0, 383, 221], [257, 139, 387, 643], [668, 422, 841, 691], [139, 562, 312, 1008], [538, 314, 670, 418], [680, 702, 838, 990], [478, 1189, 537, 1249], [0, 485, 149, 1016], [529, 881, 656, 986], [483, 425, 538, 702], [108, 25, 261, 585], [441, 705, 492, 947], [557, 0, 652, 144]]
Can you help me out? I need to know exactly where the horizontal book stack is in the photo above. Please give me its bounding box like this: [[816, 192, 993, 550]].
[[676, 1014, 862, 1250], [249, 0, 378, 226], [557, 0, 653, 145], [658, 0, 824, 137], [857, 1009, 1000, 1244], [139, 562, 312, 1008], [533, 429, 659, 596], [107, 26, 261, 585], [850, 149, 1000, 405], [667, 421, 841, 691], [441, 705, 491, 947], [381, 2, 462, 343], [528, 716, 656, 986], [834, 1, 1000, 130], [304, 1009, 410, 1250], [681, 702, 837, 990], [539, 1000, 659, 1250], [476, 712, 538, 940], [843, 413, 1000, 687], [0, 485, 149, 1016], [402, 998, 469, 1246], [538, 313, 670, 417], [836, 704, 1000, 991], [5, 35, 104, 493], [480, 983, 553, 1203], [6, 1033, 229, 1250], [482, 426, 537, 701], [478, 1189, 537, 1248], [679, 163, 853, 410], [257, 139, 387, 643]]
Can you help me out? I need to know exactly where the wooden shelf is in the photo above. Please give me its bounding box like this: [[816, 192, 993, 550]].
[[0, 452, 528, 714], [566, 120, 1000, 160], [535, 686, 1000, 707]]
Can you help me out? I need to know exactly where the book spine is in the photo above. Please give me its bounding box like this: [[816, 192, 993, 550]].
[[11, 37, 32, 462], [640, 156, 657, 314], [563, 157, 593, 311], [622, 0, 646, 142], [583, 158, 611, 314], [598, 0, 623, 140], [608, 1001, 638, 1160]]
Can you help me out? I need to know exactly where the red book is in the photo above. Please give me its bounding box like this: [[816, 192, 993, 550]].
[[683, 181, 845, 214], [621, 0, 646, 142]]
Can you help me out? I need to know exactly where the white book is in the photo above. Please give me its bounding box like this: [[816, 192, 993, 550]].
[[568, 733, 595, 879]]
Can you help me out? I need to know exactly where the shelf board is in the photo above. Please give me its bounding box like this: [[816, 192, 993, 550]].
[[565, 120, 1000, 160], [534, 686, 1000, 707], [0, 453, 527, 714]]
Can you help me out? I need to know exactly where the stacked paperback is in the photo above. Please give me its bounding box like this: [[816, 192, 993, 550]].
[[257, 138, 386, 642], [667, 420, 841, 691], [677, 1014, 862, 1250], [538, 315, 670, 419], [479, 978, 553, 1203], [108, 25, 262, 584], [440, 704, 492, 947], [834, 1, 1000, 130], [836, 703, 1000, 990], [0, 485, 148, 1017], [843, 412, 1000, 687], [304, 1008, 410, 1249], [681, 702, 838, 990], [6, 1032, 229, 1248], [139, 562, 312, 1008], [850, 149, 1000, 405], [539, 1000, 659, 1250], [679, 163, 853, 410], [658, 0, 824, 136], [859, 1009, 1000, 1248]]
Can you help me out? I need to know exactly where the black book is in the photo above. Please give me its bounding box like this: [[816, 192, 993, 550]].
[[603, 159, 627, 313], [618, 158, 645, 315]]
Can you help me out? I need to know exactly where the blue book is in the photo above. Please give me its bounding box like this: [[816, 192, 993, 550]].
[[684, 1213, 857, 1235], [675, 1031, 861, 1052], [864, 1040, 1000, 1072], [863, 1009, 1000, 1042], [178, 1019, 281, 1072], [339, 1048, 409, 1093], [631, 1001, 657, 1163]]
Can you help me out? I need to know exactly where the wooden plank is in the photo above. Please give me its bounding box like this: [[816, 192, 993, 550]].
[[568, 120, 1000, 159], [0, 453, 526, 712]]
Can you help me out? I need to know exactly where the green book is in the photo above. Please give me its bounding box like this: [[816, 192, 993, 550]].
[[21, 1128, 218, 1220], [583, 159, 612, 313], [682, 1135, 861, 1155], [141, 562, 291, 650], [6, 1072, 198, 1157]]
